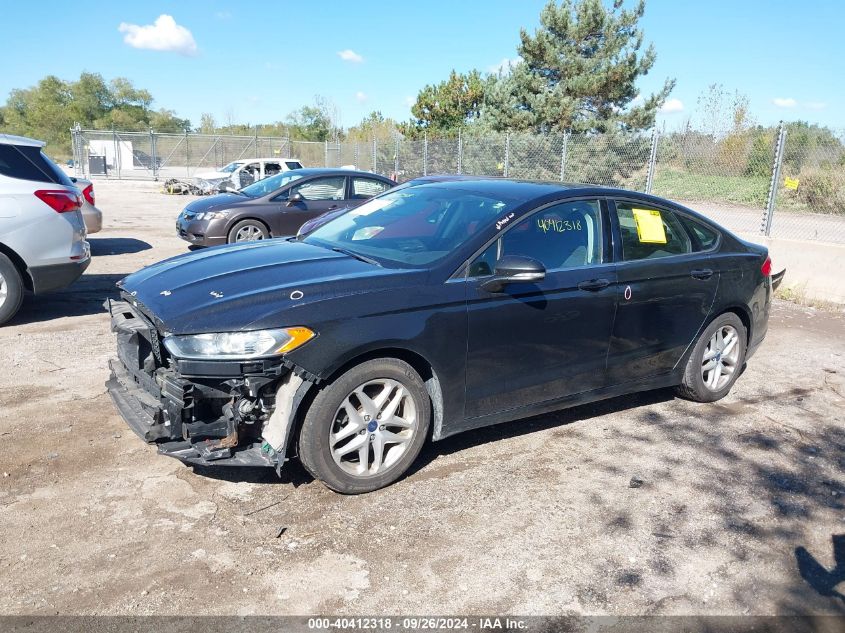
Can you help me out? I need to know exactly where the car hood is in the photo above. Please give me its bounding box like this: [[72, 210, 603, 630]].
[[118, 239, 408, 334], [184, 193, 251, 213]]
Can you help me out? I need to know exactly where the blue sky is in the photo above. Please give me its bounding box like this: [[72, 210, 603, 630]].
[[2, 0, 842, 131]]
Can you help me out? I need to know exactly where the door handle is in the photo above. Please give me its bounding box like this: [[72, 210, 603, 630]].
[[691, 268, 714, 280], [577, 278, 611, 291]]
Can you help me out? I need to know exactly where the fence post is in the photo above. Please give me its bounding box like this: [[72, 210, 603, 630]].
[[763, 121, 787, 236], [504, 133, 510, 177], [560, 130, 569, 181], [372, 136, 377, 173], [70, 125, 79, 177], [457, 129, 463, 175], [354, 142, 359, 168], [185, 129, 190, 177], [112, 129, 121, 179], [394, 136, 399, 179], [423, 132, 428, 176], [150, 128, 158, 181], [645, 128, 659, 194], [324, 140, 329, 168]]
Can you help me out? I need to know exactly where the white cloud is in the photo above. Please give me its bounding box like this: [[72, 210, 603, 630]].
[[660, 98, 684, 114], [630, 94, 644, 107], [805, 101, 827, 111], [488, 57, 521, 74], [772, 97, 797, 108], [355, 91, 368, 103], [404, 96, 415, 107], [214, 11, 232, 19], [118, 14, 197, 56], [337, 49, 364, 63]]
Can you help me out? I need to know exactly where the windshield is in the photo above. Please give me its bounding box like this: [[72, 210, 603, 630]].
[[220, 162, 243, 173], [303, 186, 519, 267], [240, 171, 305, 197]]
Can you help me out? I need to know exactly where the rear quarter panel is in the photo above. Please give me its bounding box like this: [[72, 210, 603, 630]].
[[708, 240, 771, 355]]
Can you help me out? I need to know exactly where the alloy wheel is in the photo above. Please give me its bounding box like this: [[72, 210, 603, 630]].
[[0, 271, 7, 309], [701, 324, 740, 391], [235, 225, 265, 242], [329, 379, 417, 477]]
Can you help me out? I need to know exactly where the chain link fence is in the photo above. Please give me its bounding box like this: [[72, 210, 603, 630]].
[[71, 124, 845, 244]]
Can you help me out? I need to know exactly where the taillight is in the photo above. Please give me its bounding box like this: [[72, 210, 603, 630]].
[[82, 183, 95, 206], [761, 256, 772, 277], [34, 190, 81, 213]]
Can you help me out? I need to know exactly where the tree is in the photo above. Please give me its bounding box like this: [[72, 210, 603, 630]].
[[482, 0, 674, 134], [0, 73, 190, 157], [695, 83, 753, 138], [199, 113, 217, 134], [347, 111, 400, 142], [403, 70, 489, 137]]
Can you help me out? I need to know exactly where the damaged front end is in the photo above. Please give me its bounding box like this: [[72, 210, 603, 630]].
[[105, 298, 312, 471]]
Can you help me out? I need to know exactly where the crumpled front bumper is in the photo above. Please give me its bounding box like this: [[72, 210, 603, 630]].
[[106, 358, 275, 467], [105, 299, 284, 468]]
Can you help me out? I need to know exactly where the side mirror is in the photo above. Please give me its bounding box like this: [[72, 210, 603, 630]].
[[286, 192, 303, 207], [480, 255, 546, 293]]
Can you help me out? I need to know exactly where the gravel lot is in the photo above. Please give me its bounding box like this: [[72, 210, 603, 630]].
[[1, 180, 844, 616]]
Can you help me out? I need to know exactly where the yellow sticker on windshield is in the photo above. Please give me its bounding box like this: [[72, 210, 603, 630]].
[[632, 208, 667, 244]]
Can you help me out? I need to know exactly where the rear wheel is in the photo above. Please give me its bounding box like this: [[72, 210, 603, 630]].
[[227, 219, 269, 244], [0, 254, 24, 326], [676, 312, 746, 403], [298, 358, 431, 494]]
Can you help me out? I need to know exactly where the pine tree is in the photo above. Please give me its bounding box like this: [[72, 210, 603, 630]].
[[483, 0, 674, 134]]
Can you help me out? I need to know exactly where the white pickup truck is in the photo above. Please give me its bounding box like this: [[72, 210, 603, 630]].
[[194, 158, 303, 191]]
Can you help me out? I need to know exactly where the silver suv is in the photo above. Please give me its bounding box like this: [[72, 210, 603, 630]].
[[0, 134, 91, 325]]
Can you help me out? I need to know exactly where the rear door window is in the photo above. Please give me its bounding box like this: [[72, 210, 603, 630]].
[[615, 202, 691, 261], [351, 178, 391, 199], [285, 161, 303, 170], [0, 144, 73, 186], [291, 176, 346, 201], [680, 215, 720, 251]]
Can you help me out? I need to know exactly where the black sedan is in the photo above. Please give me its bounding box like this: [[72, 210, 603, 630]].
[[175, 168, 395, 246], [108, 179, 773, 493]]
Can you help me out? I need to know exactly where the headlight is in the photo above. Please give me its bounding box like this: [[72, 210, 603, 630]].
[[163, 327, 314, 360], [195, 210, 230, 221]]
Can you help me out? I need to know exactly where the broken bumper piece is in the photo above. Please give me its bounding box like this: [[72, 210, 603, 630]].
[[107, 358, 276, 468]]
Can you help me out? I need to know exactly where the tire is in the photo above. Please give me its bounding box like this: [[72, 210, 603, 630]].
[[676, 312, 747, 403], [299, 358, 431, 494], [227, 219, 269, 244], [0, 253, 24, 326]]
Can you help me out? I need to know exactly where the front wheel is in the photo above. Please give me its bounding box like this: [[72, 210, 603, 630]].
[[227, 219, 269, 244], [298, 358, 431, 494], [676, 312, 747, 403]]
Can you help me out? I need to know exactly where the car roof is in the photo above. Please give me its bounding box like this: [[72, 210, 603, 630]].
[[404, 176, 577, 200], [0, 134, 45, 148], [401, 176, 711, 217]]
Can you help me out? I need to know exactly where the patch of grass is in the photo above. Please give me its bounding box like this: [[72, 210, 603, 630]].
[[652, 169, 770, 207], [775, 284, 844, 312]]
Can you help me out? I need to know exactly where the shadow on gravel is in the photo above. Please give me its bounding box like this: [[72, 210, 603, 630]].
[[11, 273, 124, 324], [88, 237, 152, 256], [795, 535, 845, 603], [410, 388, 676, 474]]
